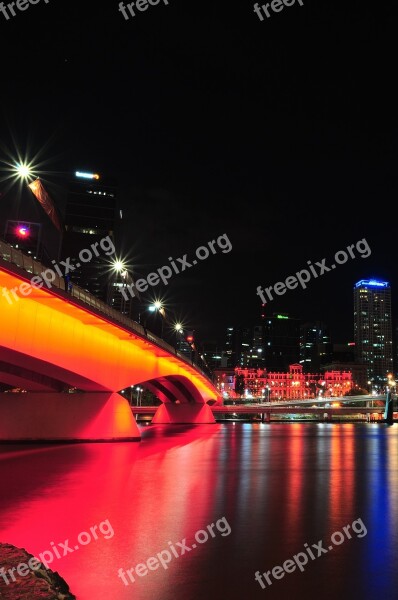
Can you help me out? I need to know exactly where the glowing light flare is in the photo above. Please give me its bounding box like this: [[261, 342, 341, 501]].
[[112, 259, 126, 273], [75, 171, 100, 180], [12, 161, 36, 181], [1, 152, 45, 187], [150, 300, 165, 317], [16, 226, 29, 238], [16, 163, 32, 179]]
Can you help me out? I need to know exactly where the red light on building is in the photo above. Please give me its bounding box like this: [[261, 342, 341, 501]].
[[16, 226, 29, 238], [186, 330, 194, 343]]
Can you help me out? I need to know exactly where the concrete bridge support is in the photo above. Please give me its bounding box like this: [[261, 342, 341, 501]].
[[151, 402, 216, 424], [384, 390, 394, 425], [0, 393, 141, 442]]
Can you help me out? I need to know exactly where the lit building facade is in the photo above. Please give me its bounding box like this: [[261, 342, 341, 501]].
[[213, 369, 236, 398], [354, 279, 393, 388], [231, 364, 352, 400]]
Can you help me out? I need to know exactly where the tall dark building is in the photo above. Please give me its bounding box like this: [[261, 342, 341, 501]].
[[354, 279, 393, 388], [262, 313, 300, 371], [202, 341, 224, 370], [224, 327, 236, 367], [223, 326, 252, 368], [250, 325, 266, 368], [300, 322, 332, 372], [61, 171, 118, 300]]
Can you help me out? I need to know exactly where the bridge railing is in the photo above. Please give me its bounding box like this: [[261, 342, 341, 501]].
[[0, 240, 212, 382], [0, 241, 66, 290]]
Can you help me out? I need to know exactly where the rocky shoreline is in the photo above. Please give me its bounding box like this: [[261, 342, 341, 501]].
[[0, 543, 76, 599]]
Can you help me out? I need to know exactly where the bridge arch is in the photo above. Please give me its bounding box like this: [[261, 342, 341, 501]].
[[0, 256, 220, 441]]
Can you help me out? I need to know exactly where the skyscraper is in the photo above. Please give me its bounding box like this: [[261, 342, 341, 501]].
[[354, 279, 393, 388], [223, 326, 253, 367], [61, 171, 118, 300], [300, 322, 332, 372], [262, 313, 300, 371]]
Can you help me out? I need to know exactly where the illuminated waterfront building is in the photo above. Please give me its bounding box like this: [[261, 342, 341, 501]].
[[232, 364, 352, 400], [354, 279, 393, 388]]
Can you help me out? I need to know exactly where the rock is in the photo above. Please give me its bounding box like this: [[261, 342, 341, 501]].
[[0, 543, 76, 599]]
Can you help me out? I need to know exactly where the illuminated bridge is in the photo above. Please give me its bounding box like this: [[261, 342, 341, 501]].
[[0, 242, 221, 442]]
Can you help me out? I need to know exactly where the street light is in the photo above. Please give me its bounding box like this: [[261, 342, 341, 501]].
[[136, 387, 143, 406], [266, 385, 271, 403], [112, 259, 127, 273], [14, 162, 33, 180], [173, 323, 184, 354], [149, 300, 166, 337], [387, 374, 396, 390], [109, 258, 135, 316]]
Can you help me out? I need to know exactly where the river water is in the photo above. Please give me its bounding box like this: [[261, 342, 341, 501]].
[[0, 423, 397, 600]]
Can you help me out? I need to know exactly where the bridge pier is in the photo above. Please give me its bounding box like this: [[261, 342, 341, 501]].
[[0, 393, 141, 442], [151, 402, 216, 424], [261, 412, 270, 423], [384, 390, 394, 425]]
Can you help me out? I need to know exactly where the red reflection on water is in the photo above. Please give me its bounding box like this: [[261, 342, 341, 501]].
[[285, 424, 305, 533], [329, 425, 354, 527], [0, 426, 222, 600]]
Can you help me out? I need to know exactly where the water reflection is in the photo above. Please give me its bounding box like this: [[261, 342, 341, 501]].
[[0, 424, 397, 600]]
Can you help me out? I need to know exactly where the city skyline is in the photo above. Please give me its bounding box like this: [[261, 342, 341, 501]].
[[1, 3, 397, 600], [1, 2, 397, 344], [1, 164, 396, 348]]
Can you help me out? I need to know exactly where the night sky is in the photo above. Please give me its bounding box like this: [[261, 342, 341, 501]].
[[1, 0, 397, 344]]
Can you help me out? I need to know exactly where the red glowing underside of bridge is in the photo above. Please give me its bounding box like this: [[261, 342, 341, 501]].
[[0, 264, 220, 441]]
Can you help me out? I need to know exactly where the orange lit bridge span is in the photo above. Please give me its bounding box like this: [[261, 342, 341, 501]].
[[0, 243, 221, 442]]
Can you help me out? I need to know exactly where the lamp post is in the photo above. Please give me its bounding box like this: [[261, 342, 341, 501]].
[[174, 323, 183, 353], [110, 259, 129, 314], [136, 387, 143, 406], [15, 162, 35, 221], [149, 300, 165, 338]]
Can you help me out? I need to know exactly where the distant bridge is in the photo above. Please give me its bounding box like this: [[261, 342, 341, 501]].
[[133, 395, 396, 422]]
